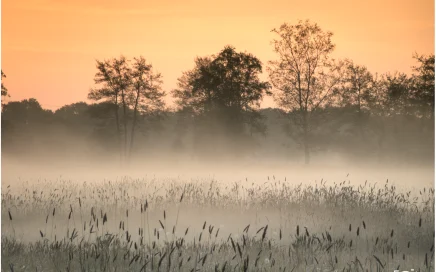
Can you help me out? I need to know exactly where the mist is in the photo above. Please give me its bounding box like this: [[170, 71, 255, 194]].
[[2, 20, 434, 271], [2, 103, 434, 192]]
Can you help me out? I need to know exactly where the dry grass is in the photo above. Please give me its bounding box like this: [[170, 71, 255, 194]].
[[1, 176, 434, 271]]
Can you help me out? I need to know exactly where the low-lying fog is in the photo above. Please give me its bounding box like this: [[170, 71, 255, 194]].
[[2, 153, 434, 271], [2, 155, 434, 191]]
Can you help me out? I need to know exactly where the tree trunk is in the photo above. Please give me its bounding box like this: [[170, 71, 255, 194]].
[[128, 88, 141, 164], [304, 139, 310, 164], [303, 111, 310, 165], [377, 118, 385, 162], [121, 89, 128, 164], [114, 95, 122, 166], [357, 86, 363, 138]]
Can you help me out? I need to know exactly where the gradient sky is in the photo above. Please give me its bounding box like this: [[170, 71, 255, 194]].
[[2, 0, 434, 110]]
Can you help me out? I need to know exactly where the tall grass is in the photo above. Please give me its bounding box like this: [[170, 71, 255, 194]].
[[1, 176, 434, 271]]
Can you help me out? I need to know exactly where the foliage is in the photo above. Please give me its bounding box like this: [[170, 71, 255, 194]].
[[1, 20, 434, 164], [172, 46, 271, 157], [88, 56, 166, 163], [1, 70, 8, 97]]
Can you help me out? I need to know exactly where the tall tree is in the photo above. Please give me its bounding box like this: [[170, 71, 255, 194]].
[[128, 56, 165, 162], [172, 46, 271, 156], [368, 72, 413, 160], [338, 59, 375, 138], [382, 72, 413, 116], [267, 20, 343, 164], [88, 56, 165, 164], [113, 57, 132, 159], [88, 56, 131, 164]]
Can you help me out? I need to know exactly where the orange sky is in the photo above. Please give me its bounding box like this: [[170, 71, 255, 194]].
[[1, 0, 434, 110]]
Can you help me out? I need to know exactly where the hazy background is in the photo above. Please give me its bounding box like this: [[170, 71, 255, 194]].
[[1, 0, 434, 192]]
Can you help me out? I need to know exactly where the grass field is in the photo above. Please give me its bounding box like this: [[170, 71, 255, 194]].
[[1, 176, 434, 271]]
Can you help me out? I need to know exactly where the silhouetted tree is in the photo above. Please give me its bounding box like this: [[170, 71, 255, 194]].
[[410, 53, 435, 119], [366, 72, 414, 160], [55, 102, 90, 120], [383, 72, 413, 116], [2, 98, 54, 152], [365, 53, 434, 159], [113, 57, 132, 159], [128, 56, 165, 162], [2, 98, 52, 124], [88, 56, 165, 164], [88, 56, 132, 164], [172, 45, 271, 156], [1, 70, 9, 108], [89, 58, 122, 161], [268, 20, 343, 164], [337, 59, 375, 138], [1, 70, 8, 97], [86, 101, 122, 153], [54, 102, 94, 135]]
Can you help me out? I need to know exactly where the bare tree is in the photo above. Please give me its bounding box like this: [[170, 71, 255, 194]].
[[267, 20, 343, 164]]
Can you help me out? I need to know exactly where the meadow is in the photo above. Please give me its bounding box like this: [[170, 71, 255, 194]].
[[1, 174, 434, 271]]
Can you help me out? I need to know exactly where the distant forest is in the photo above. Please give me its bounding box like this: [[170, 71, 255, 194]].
[[1, 20, 434, 166]]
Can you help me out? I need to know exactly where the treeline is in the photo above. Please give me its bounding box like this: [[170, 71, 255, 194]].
[[1, 20, 434, 165]]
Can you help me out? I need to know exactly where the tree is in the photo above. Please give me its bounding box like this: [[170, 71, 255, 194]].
[[172, 56, 213, 115], [172, 45, 271, 156], [55, 102, 90, 120], [128, 56, 165, 162], [87, 101, 122, 153], [337, 59, 375, 138], [1, 71, 9, 108], [2, 98, 52, 139], [2, 98, 52, 124], [88, 56, 165, 165], [1, 98, 55, 153], [267, 20, 343, 164], [54, 102, 93, 134], [1, 70, 8, 97], [88, 56, 132, 163], [367, 72, 414, 161], [380, 72, 413, 117], [410, 53, 435, 119]]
